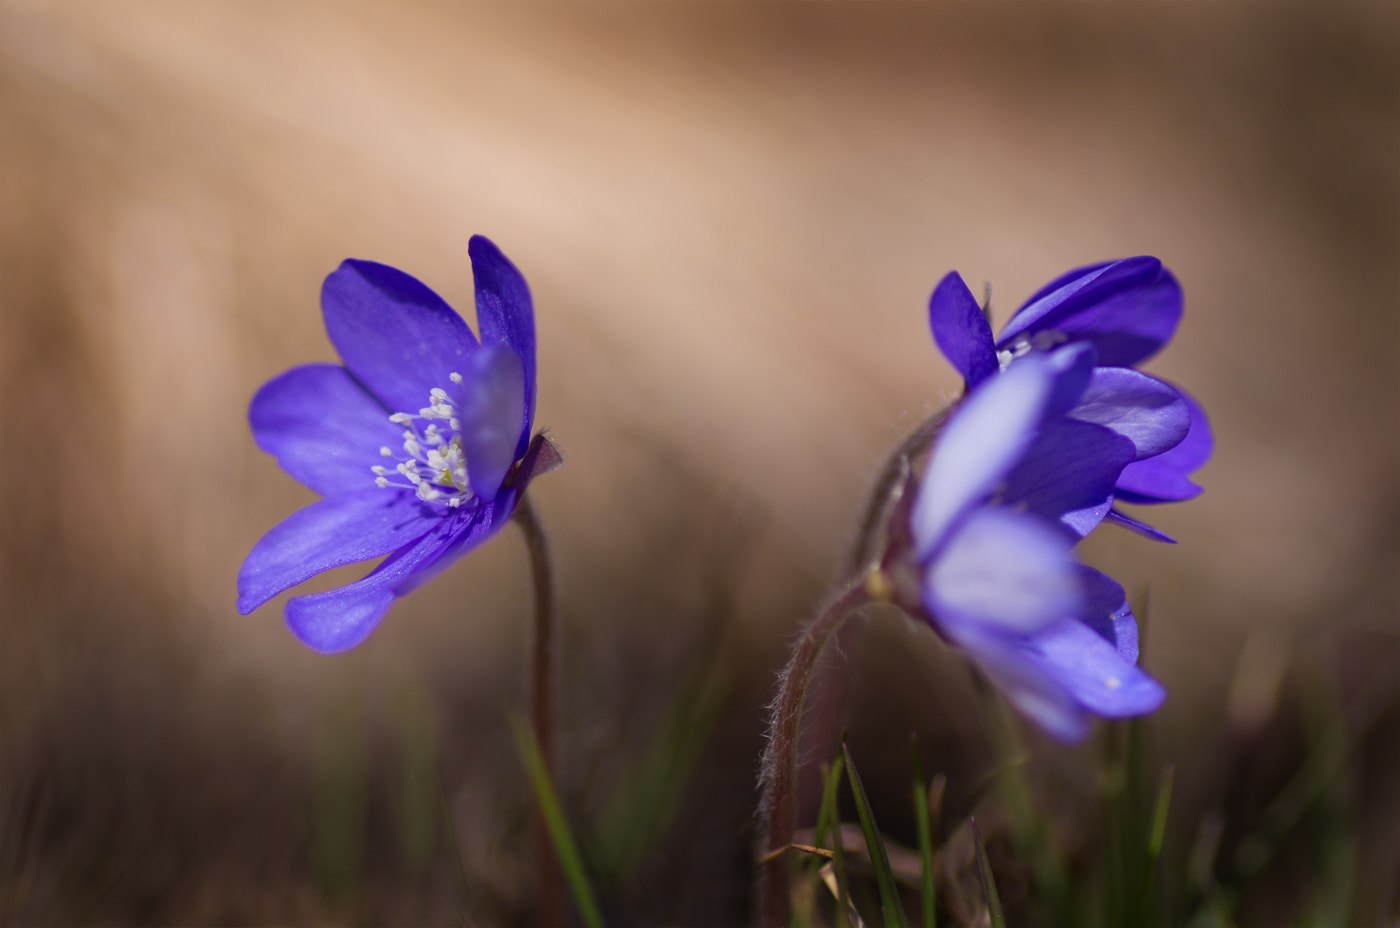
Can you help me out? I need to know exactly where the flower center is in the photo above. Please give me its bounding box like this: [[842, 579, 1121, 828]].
[[371, 372, 473, 508], [996, 328, 1070, 371]]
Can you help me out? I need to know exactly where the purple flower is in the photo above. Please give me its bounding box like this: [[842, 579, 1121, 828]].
[[904, 351, 1165, 741], [928, 258, 1212, 541], [237, 236, 558, 653]]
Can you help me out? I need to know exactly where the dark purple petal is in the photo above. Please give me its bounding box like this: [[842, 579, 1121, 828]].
[[1024, 618, 1165, 718], [928, 271, 998, 388], [457, 344, 526, 500], [1002, 419, 1136, 539], [237, 489, 442, 614], [284, 503, 478, 652], [248, 364, 399, 496], [1069, 369, 1188, 461], [937, 614, 1089, 742], [999, 257, 1181, 368], [322, 259, 478, 417], [912, 356, 1055, 556], [1074, 566, 1139, 662], [392, 496, 506, 597], [1017, 261, 1115, 310], [924, 508, 1081, 634], [1105, 508, 1177, 543], [469, 236, 536, 458], [1114, 386, 1212, 503], [1044, 342, 1096, 416]]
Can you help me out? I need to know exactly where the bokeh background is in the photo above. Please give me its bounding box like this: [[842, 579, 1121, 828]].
[[2, 2, 1396, 925]]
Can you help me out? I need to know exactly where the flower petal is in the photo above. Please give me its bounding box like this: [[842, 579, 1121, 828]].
[[1024, 618, 1165, 719], [911, 356, 1054, 557], [928, 271, 998, 388], [237, 490, 443, 614], [1114, 387, 1212, 503], [321, 259, 478, 416], [937, 614, 1089, 742], [283, 503, 481, 653], [999, 257, 1181, 368], [1069, 369, 1188, 461], [469, 236, 536, 459], [1074, 566, 1139, 662], [248, 364, 400, 496], [1104, 507, 1177, 543], [457, 344, 527, 500], [925, 507, 1081, 634], [1002, 418, 1136, 538]]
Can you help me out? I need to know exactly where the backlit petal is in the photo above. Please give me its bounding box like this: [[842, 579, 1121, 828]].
[[1069, 369, 1189, 461], [322, 259, 478, 416], [911, 357, 1054, 557], [237, 490, 442, 614], [925, 507, 1081, 634], [456, 344, 526, 500], [1115, 386, 1212, 503], [248, 364, 399, 496], [470, 236, 537, 458], [928, 271, 998, 388], [999, 257, 1181, 368]]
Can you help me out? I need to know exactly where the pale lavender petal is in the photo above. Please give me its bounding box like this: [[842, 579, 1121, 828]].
[[470, 236, 536, 458], [457, 344, 526, 500], [912, 357, 1054, 557], [1027, 618, 1165, 718], [928, 271, 998, 388], [1104, 508, 1177, 544], [284, 504, 477, 653], [999, 257, 1181, 368], [1002, 419, 1136, 539], [1115, 387, 1212, 503], [925, 508, 1081, 634], [322, 259, 478, 416], [938, 614, 1089, 742], [248, 364, 400, 496], [237, 489, 443, 614], [1069, 369, 1189, 461]]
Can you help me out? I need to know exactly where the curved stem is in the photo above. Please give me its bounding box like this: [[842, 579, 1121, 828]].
[[513, 493, 564, 927], [843, 407, 952, 579], [757, 579, 872, 927]]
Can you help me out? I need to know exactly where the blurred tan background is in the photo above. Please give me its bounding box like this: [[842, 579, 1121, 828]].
[[1, 2, 1396, 924]]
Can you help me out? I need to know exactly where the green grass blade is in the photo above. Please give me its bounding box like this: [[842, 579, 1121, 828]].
[[842, 742, 909, 928], [819, 755, 852, 928], [1137, 762, 1174, 924], [970, 817, 1006, 928], [509, 715, 604, 928], [909, 736, 936, 928]]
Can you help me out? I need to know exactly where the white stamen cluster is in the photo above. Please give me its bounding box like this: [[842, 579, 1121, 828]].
[[995, 328, 1070, 371], [371, 375, 473, 507]]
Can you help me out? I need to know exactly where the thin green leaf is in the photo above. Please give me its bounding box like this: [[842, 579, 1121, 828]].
[[842, 743, 909, 928], [970, 817, 1006, 928], [820, 756, 852, 928], [909, 736, 937, 928], [1137, 763, 1174, 924], [509, 715, 604, 928]]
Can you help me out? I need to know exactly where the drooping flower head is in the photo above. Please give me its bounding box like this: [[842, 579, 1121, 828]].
[[897, 349, 1166, 741], [928, 258, 1212, 541], [237, 236, 559, 653]]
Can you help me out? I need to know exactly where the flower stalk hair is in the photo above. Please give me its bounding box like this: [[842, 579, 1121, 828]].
[[235, 236, 565, 920], [758, 257, 1210, 924]]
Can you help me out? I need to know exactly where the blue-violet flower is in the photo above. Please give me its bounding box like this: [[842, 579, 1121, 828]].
[[928, 257, 1212, 541], [237, 236, 558, 653], [901, 347, 1166, 741]]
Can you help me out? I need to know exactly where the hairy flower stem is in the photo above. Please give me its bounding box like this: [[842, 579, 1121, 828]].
[[758, 579, 872, 927], [513, 493, 564, 928], [843, 407, 953, 579]]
